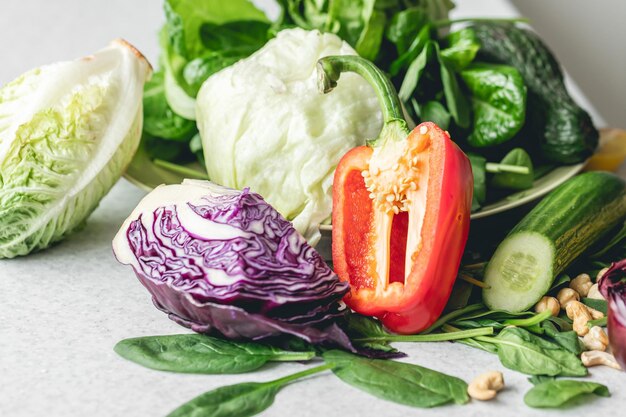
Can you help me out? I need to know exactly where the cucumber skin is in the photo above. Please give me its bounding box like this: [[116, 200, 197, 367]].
[[513, 171, 626, 274], [484, 171, 626, 311]]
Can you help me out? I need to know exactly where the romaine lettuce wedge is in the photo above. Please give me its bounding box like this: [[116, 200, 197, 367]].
[[0, 40, 151, 258]]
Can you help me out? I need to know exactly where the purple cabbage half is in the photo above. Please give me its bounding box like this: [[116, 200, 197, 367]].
[[113, 180, 396, 357], [599, 259, 626, 370]]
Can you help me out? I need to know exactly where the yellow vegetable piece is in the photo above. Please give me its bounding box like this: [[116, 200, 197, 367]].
[[585, 129, 626, 172]]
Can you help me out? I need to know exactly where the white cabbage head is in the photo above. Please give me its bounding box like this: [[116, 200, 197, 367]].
[[196, 28, 383, 245], [0, 39, 151, 258]]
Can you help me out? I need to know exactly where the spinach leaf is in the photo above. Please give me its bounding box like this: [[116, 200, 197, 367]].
[[200, 20, 271, 51], [163, 0, 271, 98], [398, 38, 434, 101], [419, 101, 450, 130], [540, 321, 584, 355], [167, 364, 333, 417], [527, 375, 555, 385], [168, 382, 279, 417], [356, 10, 387, 61], [114, 334, 315, 374], [477, 327, 587, 376], [524, 380, 610, 408], [440, 27, 480, 71], [437, 45, 471, 128], [546, 315, 573, 332], [456, 337, 499, 354], [386, 7, 428, 55], [460, 63, 526, 147], [390, 24, 431, 76], [165, 0, 268, 58], [323, 350, 469, 407], [467, 153, 487, 211], [343, 314, 401, 356], [491, 148, 534, 190], [581, 298, 608, 315], [143, 71, 197, 141]]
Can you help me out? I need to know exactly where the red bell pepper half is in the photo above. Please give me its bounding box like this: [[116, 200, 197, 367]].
[[317, 56, 473, 334]]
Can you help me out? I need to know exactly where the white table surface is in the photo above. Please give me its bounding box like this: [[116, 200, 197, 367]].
[[0, 1, 623, 417]]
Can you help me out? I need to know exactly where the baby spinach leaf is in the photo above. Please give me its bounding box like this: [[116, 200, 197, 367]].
[[398, 39, 434, 101], [343, 314, 402, 356], [323, 350, 469, 408], [527, 375, 555, 385], [491, 148, 534, 190], [540, 321, 584, 355], [114, 334, 315, 374], [477, 327, 587, 376], [200, 20, 271, 51], [437, 46, 471, 129], [164, 0, 268, 58], [168, 382, 279, 417], [440, 27, 480, 71], [386, 7, 428, 55], [546, 315, 573, 332], [390, 24, 431, 76], [456, 337, 499, 354], [524, 380, 610, 408], [163, 0, 271, 98], [167, 364, 333, 417], [420, 101, 450, 130], [143, 71, 197, 141], [460, 63, 526, 147], [355, 8, 387, 61]]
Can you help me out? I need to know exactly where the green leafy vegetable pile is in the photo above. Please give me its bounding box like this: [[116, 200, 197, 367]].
[[140, 0, 598, 214]]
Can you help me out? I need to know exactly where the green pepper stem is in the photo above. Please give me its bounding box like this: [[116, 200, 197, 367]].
[[269, 363, 335, 387], [485, 162, 530, 175], [317, 55, 408, 130], [354, 326, 494, 343]]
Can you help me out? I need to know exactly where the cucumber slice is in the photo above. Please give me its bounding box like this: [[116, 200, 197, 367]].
[[483, 172, 626, 312], [483, 232, 554, 312]]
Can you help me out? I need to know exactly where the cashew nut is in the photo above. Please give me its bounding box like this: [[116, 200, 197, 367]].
[[582, 326, 609, 351], [534, 296, 560, 316], [557, 288, 580, 310], [581, 350, 622, 370], [586, 306, 605, 320], [570, 273, 592, 297], [587, 283, 605, 300], [565, 301, 592, 336], [467, 371, 504, 401], [596, 267, 609, 282]]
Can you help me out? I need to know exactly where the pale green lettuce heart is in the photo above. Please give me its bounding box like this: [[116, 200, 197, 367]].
[[0, 40, 151, 258]]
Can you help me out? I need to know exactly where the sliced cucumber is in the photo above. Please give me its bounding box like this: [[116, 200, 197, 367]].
[[483, 171, 626, 312], [483, 232, 554, 312]]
